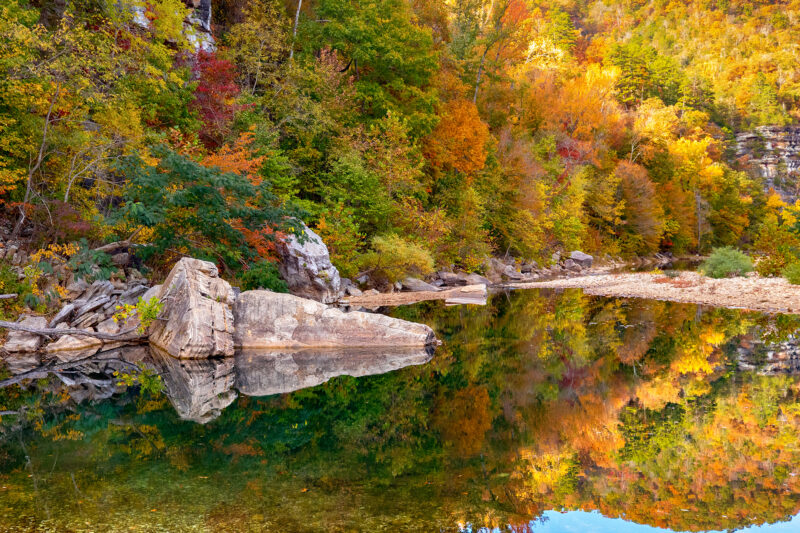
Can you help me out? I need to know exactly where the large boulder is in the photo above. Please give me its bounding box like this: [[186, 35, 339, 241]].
[[233, 291, 437, 349], [3, 315, 47, 353], [402, 277, 440, 292], [463, 273, 492, 286], [277, 222, 342, 304], [148, 258, 236, 359], [437, 271, 468, 287], [569, 250, 593, 268]]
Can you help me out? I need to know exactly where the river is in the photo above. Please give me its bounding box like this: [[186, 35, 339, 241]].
[[1, 287, 800, 532]]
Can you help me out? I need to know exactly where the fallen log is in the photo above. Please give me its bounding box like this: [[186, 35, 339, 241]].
[[0, 320, 145, 342], [340, 284, 488, 307], [92, 228, 142, 254]]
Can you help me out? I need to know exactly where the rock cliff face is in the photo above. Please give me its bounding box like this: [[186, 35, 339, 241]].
[[129, 0, 215, 52], [735, 125, 800, 202], [183, 0, 215, 52]]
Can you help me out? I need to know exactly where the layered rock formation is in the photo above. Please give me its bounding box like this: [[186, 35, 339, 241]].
[[148, 258, 236, 359], [4, 316, 47, 353], [735, 125, 800, 202], [233, 290, 437, 349]]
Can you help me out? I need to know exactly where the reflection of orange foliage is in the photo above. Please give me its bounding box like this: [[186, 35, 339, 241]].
[[432, 385, 492, 457], [424, 99, 488, 175], [222, 442, 262, 458]]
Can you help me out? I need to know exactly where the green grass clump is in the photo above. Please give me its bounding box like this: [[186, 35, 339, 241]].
[[700, 247, 753, 279], [782, 262, 800, 285]]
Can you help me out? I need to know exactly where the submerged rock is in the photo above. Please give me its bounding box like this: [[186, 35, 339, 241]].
[[277, 221, 342, 304], [233, 290, 437, 349], [148, 258, 235, 359]]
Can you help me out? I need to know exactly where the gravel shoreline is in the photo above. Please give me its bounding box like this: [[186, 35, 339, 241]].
[[508, 272, 800, 315]]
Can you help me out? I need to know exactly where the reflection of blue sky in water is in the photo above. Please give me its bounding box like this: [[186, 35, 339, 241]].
[[463, 511, 800, 533]]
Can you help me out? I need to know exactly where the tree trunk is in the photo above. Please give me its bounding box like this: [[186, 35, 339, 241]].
[[473, 47, 489, 104], [11, 84, 60, 241], [289, 0, 303, 60]]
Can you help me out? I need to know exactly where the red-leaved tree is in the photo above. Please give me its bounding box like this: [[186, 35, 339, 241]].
[[192, 51, 241, 148]]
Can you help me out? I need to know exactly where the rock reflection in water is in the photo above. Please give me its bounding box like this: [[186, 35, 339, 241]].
[[1, 344, 435, 424], [6, 291, 800, 533], [152, 345, 433, 422], [234, 346, 434, 397], [148, 346, 238, 424], [737, 334, 800, 374]]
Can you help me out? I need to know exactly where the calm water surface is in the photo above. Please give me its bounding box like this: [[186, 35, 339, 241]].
[[1, 288, 800, 532]]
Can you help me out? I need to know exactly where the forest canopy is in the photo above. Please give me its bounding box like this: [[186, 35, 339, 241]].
[[2, 0, 800, 280]]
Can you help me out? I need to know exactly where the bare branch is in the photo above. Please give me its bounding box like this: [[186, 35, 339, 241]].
[[0, 320, 145, 342]]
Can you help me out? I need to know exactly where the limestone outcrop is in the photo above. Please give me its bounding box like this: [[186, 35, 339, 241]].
[[276, 221, 342, 304], [148, 258, 236, 359], [735, 125, 800, 202], [233, 290, 437, 349]]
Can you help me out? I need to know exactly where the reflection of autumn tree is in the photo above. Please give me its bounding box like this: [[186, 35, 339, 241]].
[[4, 291, 800, 531], [433, 385, 492, 456]]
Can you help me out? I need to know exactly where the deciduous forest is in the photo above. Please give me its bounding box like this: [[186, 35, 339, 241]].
[[4, 0, 800, 289]]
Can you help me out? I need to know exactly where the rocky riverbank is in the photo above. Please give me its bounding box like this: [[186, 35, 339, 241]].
[[2, 257, 439, 364], [511, 271, 800, 315]]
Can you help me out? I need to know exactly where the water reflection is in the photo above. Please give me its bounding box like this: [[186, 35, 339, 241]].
[[1, 344, 435, 424], [2, 289, 800, 532], [235, 345, 434, 397], [147, 345, 434, 423], [148, 347, 238, 424]]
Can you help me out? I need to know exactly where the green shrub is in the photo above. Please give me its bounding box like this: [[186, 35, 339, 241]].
[[783, 262, 800, 285], [753, 218, 800, 276], [0, 265, 29, 320], [699, 247, 753, 278], [239, 261, 288, 292], [117, 147, 302, 274], [359, 234, 434, 283], [67, 239, 117, 282], [113, 296, 164, 334]]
